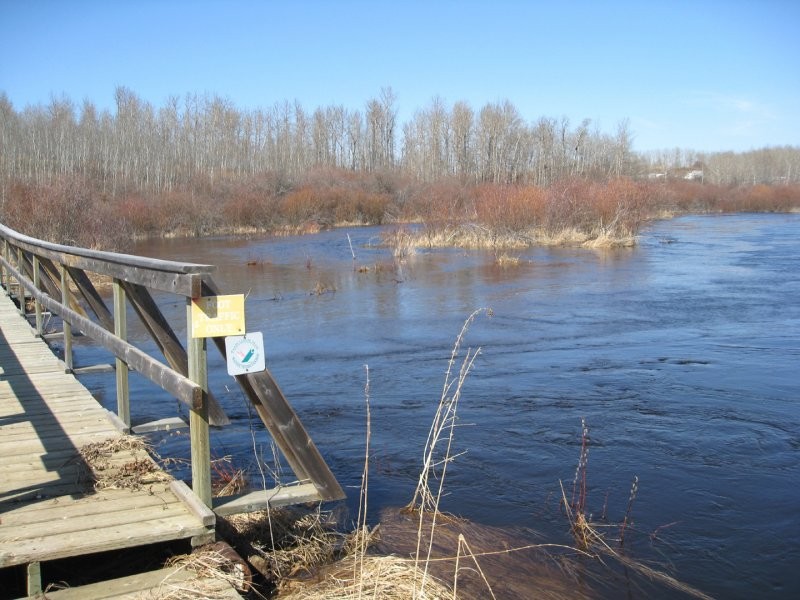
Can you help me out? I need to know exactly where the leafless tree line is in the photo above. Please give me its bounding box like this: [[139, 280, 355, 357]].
[[2, 86, 799, 203], [642, 145, 800, 185]]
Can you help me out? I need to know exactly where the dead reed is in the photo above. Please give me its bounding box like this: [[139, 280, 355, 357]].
[[211, 455, 249, 497], [405, 307, 490, 596], [560, 420, 714, 600]]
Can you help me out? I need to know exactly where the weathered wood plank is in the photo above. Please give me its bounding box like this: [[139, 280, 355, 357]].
[[65, 254, 205, 297], [0, 223, 215, 295], [30, 566, 242, 599], [1, 513, 210, 566], [0, 502, 192, 542], [0, 413, 112, 436], [213, 482, 322, 516], [0, 430, 118, 457], [170, 480, 216, 526], [63, 265, 115, 331], [1, 487, 180, 526]]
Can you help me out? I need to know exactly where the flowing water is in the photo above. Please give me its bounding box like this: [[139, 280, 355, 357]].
[[70, 213, 799, 598]]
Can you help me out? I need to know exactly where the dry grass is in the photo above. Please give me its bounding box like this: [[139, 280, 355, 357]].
[[222, 507, 351, 582], [78, 435, 171, 491], [382, 226, 418, 258], [145, 545, 259, 599], [310, 280, 336, 295], [407, 222, 635, 250], [494, 252, 521, 267], [375, 508, 595, 600], [279, 554, 452, 600], [405, 308, 490, 597]]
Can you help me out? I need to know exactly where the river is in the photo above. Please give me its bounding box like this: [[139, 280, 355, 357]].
[[70, 213, 799, 599]]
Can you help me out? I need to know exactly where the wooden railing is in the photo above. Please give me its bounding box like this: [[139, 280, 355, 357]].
[[0, 223, 344, 511]]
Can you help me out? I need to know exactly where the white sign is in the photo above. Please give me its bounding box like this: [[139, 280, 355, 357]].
[[225, 332, 266, 376]]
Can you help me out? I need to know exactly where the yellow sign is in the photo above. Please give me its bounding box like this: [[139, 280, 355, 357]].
[[191, 294, 246, 338]]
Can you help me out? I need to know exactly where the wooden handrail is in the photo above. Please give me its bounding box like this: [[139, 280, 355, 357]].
[[0, 223, 345, 510], [1, 258, 203, 409], [0, 223, 214, 297]]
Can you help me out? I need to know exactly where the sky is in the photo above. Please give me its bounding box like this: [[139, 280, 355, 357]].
[[1, 0, 798, 154]]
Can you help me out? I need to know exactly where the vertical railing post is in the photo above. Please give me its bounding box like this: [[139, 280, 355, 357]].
[[186, 297, 211, 507], [1, 239, 7, 295], [113, 279, 130, 428], [17, 247, 24, 316], [32, 255, 43, 336], [4, 242, 15, 300], [60, 264, 73, 373]]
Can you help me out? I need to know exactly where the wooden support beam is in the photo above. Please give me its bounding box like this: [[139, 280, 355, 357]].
[[29, 255, 64, 309], [65, 265, 114, 331], [122, 281, 229, 426], [38, 255, 88, 319]]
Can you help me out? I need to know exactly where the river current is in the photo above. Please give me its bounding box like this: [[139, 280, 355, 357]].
[[71, 213, 798, 599]]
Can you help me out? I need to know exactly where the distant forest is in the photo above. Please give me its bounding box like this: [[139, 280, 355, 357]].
[[1, 87, 799, 249]]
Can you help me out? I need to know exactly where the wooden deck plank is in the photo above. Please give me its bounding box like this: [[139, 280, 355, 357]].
[[0, 487, 181, 526], [0, 430, 124, 457], [0, 503, 194, 543], [2, 513, 210, 566], [24, 566, 242, 599]]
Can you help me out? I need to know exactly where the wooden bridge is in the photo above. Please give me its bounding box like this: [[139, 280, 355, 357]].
[[0, 223, 344, 597]]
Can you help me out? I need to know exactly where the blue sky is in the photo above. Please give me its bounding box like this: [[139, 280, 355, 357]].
[[1, 0, 798, 153]]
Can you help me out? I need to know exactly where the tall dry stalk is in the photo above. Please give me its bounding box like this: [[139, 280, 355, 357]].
[[354, 365, 372, 598], [405, 307, 490, 598], [453, 534, 498, 600], [245, 398, 281, 577], [570, 418, 590, 517]]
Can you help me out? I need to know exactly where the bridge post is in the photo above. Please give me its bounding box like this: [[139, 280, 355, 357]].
[[1, 240, 6, 294], [60, 265, 73, 372], [113, 279, 131, 429], [32, 255, 43, 336], [16, 247, 24, 316], [186, 298, 212, 507]]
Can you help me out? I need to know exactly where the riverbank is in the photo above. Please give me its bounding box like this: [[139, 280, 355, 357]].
[[3, 175, 799, 253]]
